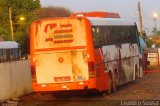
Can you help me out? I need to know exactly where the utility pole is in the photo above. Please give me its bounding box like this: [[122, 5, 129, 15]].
[[153, 13, 158, 35], [154, 17, 157, 35], [138, 1, 143, 36], [9, 6, 14, 40]]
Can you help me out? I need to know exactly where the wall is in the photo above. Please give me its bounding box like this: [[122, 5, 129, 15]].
[[0, 60, 32, 100]]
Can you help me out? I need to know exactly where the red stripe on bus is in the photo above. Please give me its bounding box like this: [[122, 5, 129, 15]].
[[35, 46, 86, 52]]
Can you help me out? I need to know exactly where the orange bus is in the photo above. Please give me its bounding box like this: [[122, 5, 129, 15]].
[[30, 15, 142, 94]]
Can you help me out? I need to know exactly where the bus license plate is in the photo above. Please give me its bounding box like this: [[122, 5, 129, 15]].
[[54, 76, 71, 82]]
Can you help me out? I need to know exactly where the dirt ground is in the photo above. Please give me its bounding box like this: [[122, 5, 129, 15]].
[[16, 72, 160, 106]]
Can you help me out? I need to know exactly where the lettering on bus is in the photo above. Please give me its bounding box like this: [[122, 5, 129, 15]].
[[45, 34, 73, 43], [54, 34, 73, 39], [44, 23, 57, 33], [54, 29, 72, 34], [54, 39, 73, 44], [60, 24, 72, 28], [46, 38, 53, 42], [54, 76, 71, 82], [44, 23, 72, 33]]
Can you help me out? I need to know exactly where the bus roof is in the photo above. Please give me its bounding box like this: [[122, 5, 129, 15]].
[[0, 41, 19, 49], [87, 17, 135, 26], [70, 11, 120, 18]]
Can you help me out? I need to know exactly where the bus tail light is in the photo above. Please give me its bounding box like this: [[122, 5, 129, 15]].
[[88, 62, 96, 77], [31, 66, 37, 82], [88, 62, 95, 71]]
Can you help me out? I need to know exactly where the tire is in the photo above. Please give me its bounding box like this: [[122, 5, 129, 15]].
[[107, 72, 112, 94], [135, 65, 139, 79], [99, 91, 107, 97], [112, 71, 118, 92]]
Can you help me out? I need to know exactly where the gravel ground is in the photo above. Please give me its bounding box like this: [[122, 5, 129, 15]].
[[15, 72, 160, 106]]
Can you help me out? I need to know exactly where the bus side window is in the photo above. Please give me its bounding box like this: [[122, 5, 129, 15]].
[[92, 26, 102, 47], [122, 26, 129, 43], [120, 27, 125, 43], [132, 26, 138, 43], [119, 26, 124, 43], [114, 26, 119, 43], [103, 26, 110, 45]]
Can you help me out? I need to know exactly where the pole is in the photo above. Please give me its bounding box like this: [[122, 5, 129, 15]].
[[155, 18, 157, 32], [9, 6, 14, 40], [138, 1, 143, 36], [154, 18, 157, 35]]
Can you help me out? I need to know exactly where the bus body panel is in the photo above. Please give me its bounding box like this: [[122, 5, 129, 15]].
[[32, 78, 97, 92], [30, 16, 142, 92], [102, 43, 139, 85], [30, 17, 96, 89], [34, 18, 87, 49], [90, 19, 142, 87], [94, 48, 108, 91], [35, 49, 89, 84]]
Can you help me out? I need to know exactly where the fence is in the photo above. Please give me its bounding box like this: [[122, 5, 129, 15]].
[[143, 48, 160, 73], [0, 60, 32, 100]]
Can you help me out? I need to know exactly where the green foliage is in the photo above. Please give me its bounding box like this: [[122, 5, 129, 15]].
[[0, 0, 72, 56], [152, 27, 160, 36], [146, 38, 154, 47], [156, 31, 160, 36], [34, 6, 72, 19], [15, 31, 30, 55], [0, 0, 40, 56], [146, 35, 160, 48], [152, 27, 157, 35], [149, 27, 160, 47], [0, 28, 10, 40]]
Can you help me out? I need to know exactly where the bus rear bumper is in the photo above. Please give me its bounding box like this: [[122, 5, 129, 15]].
[[32, 78, 96, 92]]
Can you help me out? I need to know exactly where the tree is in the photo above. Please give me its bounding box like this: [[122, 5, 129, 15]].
[[34, 6, 72, 19], [156, 31, 160, 36], [0, 1, 72, 56], [0, 0, 41, 56], [152, 27, 160, 36], [146, 38, 154, 47]]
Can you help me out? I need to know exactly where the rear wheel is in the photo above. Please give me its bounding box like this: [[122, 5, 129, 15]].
[[113, 71, 118, 92], [107, 72, 112, 94], [135, 65, 139, 79], [100, 91, 107, 97]]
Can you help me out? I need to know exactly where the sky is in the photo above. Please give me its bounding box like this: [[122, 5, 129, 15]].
[[40, 0, 160, 35]]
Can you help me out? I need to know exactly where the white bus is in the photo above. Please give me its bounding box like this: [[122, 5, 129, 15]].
[[30, 16, 142, 93]]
